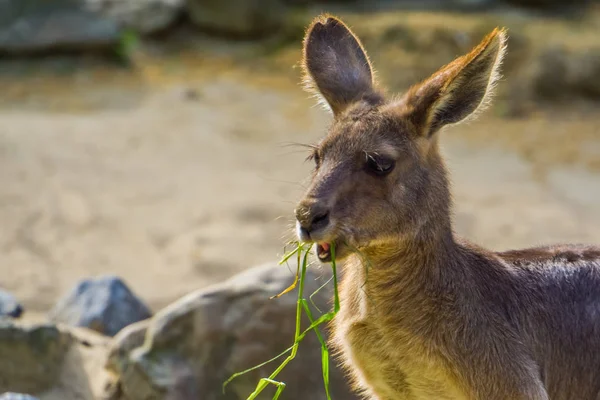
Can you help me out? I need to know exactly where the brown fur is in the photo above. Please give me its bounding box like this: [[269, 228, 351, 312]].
[[294, 15, 600, 400]]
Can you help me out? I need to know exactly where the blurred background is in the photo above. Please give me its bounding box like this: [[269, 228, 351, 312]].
[[0, 0, 599, 398]]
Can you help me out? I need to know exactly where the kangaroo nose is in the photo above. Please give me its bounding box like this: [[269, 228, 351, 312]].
[[309, 210, 330, 231], [295, 204, 330, 237]]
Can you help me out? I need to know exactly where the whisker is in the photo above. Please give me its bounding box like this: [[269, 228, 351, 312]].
[[277, 141, 318, 150]]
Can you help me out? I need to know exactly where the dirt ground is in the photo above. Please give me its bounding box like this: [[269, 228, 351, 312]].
[[0, 12, 599, 315]]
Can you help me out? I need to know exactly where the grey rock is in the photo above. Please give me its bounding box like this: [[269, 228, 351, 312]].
[[571, 48, 600, 100], [106, 319, 150, 376], [531, 46, 600, 102], [0, 289, 23, 318], [0, 394, 40, 400], [503, 0, 590, 8], [93, 0, 184, 35], [186, 0, 287, 37], [282, 0, 356, 4], [107, 261, 358, 400], [0, 0, 182, 54], [0, 323, 72, 394], [0, 0, 119, 54], [49, 276, 151, 337]]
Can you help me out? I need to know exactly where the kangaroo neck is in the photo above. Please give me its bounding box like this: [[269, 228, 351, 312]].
[[348, 223, 461, 310]]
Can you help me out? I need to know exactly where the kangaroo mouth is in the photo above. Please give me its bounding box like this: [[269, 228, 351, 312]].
[[317, 242, 332, 262]]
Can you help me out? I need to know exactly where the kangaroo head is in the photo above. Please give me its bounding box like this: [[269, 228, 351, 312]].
[[295, 15, 507, 262]]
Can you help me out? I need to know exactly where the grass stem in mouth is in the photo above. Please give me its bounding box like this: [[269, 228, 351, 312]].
[[223, 241, 340, 400]]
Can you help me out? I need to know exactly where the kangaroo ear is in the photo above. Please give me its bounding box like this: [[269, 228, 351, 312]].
[[400, 28, 507, 137], [302, 15, 376, 115]]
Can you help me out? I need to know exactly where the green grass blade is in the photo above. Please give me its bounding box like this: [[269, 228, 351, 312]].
[[278, 245, 301, 265], [301, 299, 332, 400], [222, 345, 294, 392], [309, 274, 334, 313], [330, 243, 340, 313]]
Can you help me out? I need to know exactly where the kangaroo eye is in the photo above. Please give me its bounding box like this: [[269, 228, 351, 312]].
[[307, 150, 321, 167], [312, 151, 321, 167], [365, 153, 395, 176]]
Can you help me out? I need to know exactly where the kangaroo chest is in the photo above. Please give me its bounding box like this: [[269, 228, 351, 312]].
[[333, 283, 468, 400]]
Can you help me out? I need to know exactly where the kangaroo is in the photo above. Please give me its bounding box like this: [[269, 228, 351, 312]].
[[294, 14, 600, 400]]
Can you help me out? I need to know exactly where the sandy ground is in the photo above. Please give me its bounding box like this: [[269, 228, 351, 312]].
[[0, 55, 599, 315]]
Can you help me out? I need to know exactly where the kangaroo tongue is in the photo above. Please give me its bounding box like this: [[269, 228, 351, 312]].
[[319, 242, 330, 252]]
